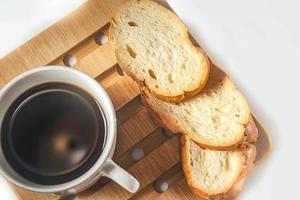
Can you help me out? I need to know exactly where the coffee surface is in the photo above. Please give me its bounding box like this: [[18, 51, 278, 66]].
[[1, 83, 105, 184]]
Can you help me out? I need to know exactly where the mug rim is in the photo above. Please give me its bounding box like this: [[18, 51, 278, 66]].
[[0, 66, 117, 193]]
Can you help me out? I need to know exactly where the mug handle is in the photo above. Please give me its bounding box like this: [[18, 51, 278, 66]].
[[102, 159, 140, 193]]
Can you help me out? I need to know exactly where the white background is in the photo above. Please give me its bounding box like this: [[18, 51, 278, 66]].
[[1, 0, 299, 199], [168, 0, 300, 199], [0, 0, 86, 58]]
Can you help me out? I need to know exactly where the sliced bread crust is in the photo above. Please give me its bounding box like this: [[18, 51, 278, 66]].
[[181, 136, 256, 199], [109, 0, 210, 102], [141, 65, 253, 149]]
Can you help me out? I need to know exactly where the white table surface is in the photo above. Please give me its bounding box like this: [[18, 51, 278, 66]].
[[0, 0, 86, 58], [0, 0, 299, 199], [168, 0, 299, 199]]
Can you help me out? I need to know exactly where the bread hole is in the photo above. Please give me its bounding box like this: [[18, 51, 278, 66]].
[[181, 64, 186, 70], [148, 69, 157, 80], [154, 179, 169, 193], [155, 84, 159, 88], [190, 159, 194, 167], [63, 53, 77, 67], [205, 172, 209, 177], [235, 114, 240, 118], [212, 117, 219, 123], [126, 45, 137, 58], [206, 91, 213, 96], [116, 65, 125, 76], [214, 174, 219, 180], [225, 158, 230, 171], [184, 109, 191, 115], [128, 21, 138, 27], [95, 32, 108, 45], [168, 73, 174, 83], [219, 160, 223, 167]]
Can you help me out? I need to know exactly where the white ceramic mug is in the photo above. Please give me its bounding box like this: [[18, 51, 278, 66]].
[[0, 66, 140, 195]]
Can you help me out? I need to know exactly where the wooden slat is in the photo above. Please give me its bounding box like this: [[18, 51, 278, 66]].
[[77, 112, 161, 198], [115, 109, 159, 156], [75, 42, 117, 79], [116, 95, 144, 124], [49, 24, 110, 66], [87, 136, 181, 200], [11, 190, 58, 200], [128, 162, 184, 200], [156, 179, 204, 200], [98, 70, 139, 110], [0, 0, 126, 88]]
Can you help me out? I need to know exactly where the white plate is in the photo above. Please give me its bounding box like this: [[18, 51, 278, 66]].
[[168, 0, 299, 199]]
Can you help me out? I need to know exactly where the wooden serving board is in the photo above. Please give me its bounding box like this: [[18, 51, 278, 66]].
[[0, 0, 272, 199]]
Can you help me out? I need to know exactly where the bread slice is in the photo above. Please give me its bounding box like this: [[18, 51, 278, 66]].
[[181, 136, 256, 199], [144, 95, 258, 145], [109, 0, 209, 102], [142, 65, 252, 149]]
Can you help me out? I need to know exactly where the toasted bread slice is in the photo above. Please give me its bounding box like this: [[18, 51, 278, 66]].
[[181, 136, 256, 199], [142, 65, 252, 149], [109, 0, 209, 102], [143, 95, 258, 146]]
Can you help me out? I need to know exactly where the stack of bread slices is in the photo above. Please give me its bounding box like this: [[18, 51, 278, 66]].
[[109, 0, 258, 199]]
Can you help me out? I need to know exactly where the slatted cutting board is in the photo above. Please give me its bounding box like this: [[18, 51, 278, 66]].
[[0, 0, 272, 199]]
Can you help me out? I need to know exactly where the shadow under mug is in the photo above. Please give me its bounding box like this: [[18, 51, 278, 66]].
[[0, 66, 140, 195]]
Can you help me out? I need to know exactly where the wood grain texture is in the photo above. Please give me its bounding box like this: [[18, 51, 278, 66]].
[[0, 0, 272, 199], [87, 136, 181, 200]]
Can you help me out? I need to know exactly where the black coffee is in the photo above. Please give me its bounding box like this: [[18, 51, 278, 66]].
[[1, 83, 105, 185]]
